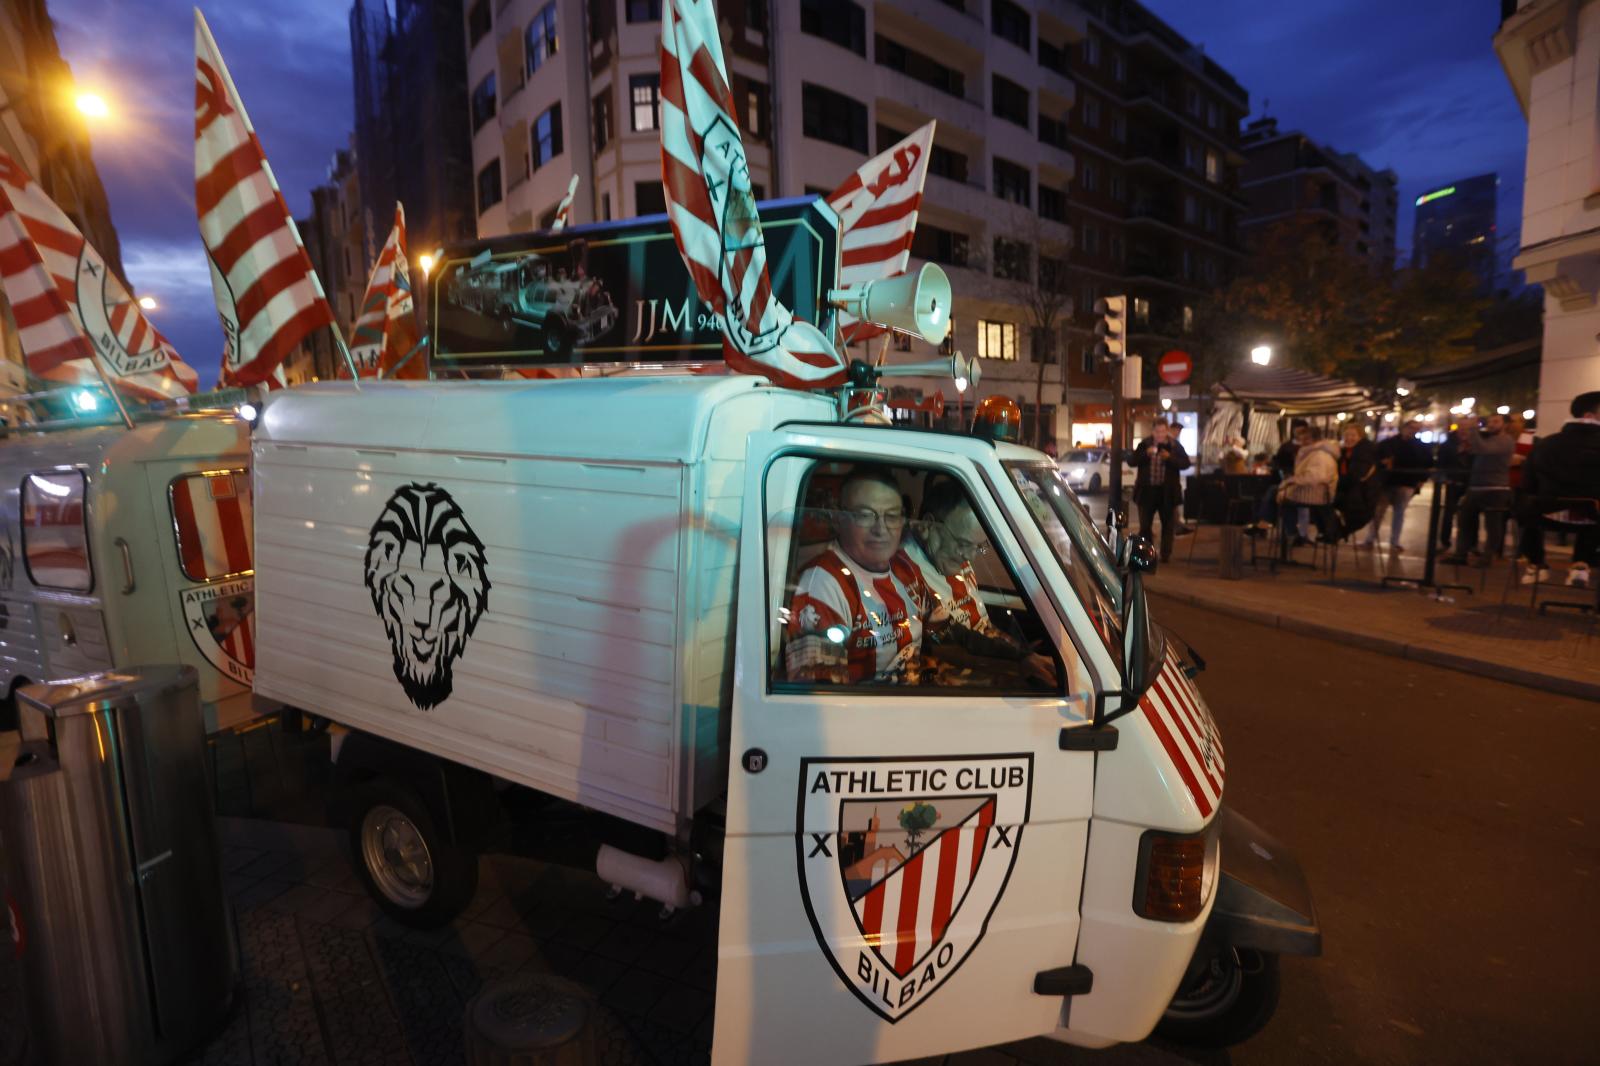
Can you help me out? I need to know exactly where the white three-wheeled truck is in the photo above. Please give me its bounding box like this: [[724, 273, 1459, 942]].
[[249, 370, 1319, 1062]]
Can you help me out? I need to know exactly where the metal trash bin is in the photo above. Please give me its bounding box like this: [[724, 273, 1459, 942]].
[[0, 666, 236, 1065]]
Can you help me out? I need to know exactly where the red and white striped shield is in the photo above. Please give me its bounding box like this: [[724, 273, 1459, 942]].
[[194, 9, 336, 390], [1138, 650, 1226, 817], [551, 175, 579, 232], [0, 151, 199, 401], [798, 754, 1031, 1022], [171, 469, 255, 687], [825, 121, 936, 344], [660, 0, 845, 390]]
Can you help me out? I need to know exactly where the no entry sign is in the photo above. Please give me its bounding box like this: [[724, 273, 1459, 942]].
[[1158, 349, 1193, 385]]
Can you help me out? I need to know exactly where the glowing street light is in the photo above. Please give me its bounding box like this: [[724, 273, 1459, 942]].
[[418, 253, 435, 276], [1160, 397, 1172, 410], [74, 92, 110, 120], [137, 295, 157, 311], [1250, 345, 1272, 366], [1396, 386, 1410, 397]]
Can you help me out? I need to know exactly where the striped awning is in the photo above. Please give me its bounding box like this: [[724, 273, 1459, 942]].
[[1213, 365, 1374, 416]]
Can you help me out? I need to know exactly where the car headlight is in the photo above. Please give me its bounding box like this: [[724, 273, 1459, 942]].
[[1067, 469, 1084, 481]]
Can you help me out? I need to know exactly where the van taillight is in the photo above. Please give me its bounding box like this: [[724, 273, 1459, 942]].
[[1133, 828, 1216, 923]]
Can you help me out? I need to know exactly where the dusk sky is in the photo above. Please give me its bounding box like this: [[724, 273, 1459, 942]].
[[50, 0, 1527, 388]]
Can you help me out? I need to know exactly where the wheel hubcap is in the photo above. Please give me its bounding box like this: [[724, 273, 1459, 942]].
[[361, 804, 433, 908], [1165, 947, 1246, 1021]]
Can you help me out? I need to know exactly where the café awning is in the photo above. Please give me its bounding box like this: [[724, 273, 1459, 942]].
[[1213, 365, 1374, 416]]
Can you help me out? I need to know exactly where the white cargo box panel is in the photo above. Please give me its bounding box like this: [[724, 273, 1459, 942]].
[[252, 377, 831, 833]]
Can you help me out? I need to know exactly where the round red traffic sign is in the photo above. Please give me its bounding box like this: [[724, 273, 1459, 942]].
[[1158, 349, 1193, 385]]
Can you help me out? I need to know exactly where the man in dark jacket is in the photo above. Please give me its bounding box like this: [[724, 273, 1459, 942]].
[[1132, 417, 1192, 563], [1362, 421, 1433, 552], [1517, 391, 1600, 587], [1335, 423, 1381, 538]]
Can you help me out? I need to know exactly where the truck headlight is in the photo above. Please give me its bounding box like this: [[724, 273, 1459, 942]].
[[1133, 822, 1221, 923]]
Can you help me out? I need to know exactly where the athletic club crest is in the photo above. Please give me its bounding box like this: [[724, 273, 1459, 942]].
[[73, 240, 179, 379], [797, 754, 1032, 1022], [181, 578, 255, 686]]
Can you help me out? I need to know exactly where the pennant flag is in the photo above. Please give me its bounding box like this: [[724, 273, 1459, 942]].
[[659, 0, 845, 391], [194, 8, 335, 389], [0, 151, 198, 402], [551, 174, 579, 232], [345, 202, 423, 379], [826, 121, 935, 344]]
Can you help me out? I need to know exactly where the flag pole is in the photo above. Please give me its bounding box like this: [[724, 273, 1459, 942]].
[[84, 352, 137, 429], [378, 335, 428, 380], [329, 322, 362, 387]]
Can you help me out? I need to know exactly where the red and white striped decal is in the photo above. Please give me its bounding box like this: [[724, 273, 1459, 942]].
[[825, 121, 935, 344], [171, 471, 253, 581], [1139, 653, 1226, 816], [853, 799, 996, 977], [659, 0, 845, 390], [219, 606, 256, 670], [195, 10, 335, 390]]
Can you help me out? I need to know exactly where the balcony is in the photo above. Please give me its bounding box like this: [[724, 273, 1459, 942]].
[[877, 0, 981, 49]]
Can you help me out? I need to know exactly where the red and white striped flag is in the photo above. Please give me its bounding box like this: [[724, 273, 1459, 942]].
[[551, 174, 579, 232], [826, 121, 935, 344], [0, 151, 198, 401], [660, 0, 845, 391], [194, 9, 335, 390], [345, 202, 422, 379]]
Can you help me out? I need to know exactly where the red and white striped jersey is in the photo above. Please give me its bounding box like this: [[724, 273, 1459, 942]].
[[899, 537, 1001, 638], [785, 544, 934, 684]]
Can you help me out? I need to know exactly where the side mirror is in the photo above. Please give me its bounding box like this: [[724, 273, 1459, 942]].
[[1125, 534, 1158, 574]]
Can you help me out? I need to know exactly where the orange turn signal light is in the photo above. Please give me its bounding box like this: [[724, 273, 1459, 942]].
[[1134, 829, 1211, 923]]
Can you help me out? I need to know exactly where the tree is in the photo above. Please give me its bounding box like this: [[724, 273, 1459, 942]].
[[1020, 235, 1073, 449], [897, 802, 939, 852]]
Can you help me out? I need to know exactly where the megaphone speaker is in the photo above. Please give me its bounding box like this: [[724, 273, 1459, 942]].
[[829, 263, 952, 345]]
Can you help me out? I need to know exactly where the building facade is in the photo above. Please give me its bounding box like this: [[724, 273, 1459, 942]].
[[1411, 172, 1497, 288], [1496, 0, 1600, 428], [0, 0, 125, 392], [289, 141, 366, 385], [1238, 117, 1397, 270], [461, 0, 1247, 448]]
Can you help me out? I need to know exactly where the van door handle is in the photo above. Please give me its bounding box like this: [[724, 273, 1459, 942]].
[[114, 537, 135, 594]]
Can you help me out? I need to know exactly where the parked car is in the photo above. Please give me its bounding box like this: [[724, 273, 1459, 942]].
[[1057, 449, 1135, 494]]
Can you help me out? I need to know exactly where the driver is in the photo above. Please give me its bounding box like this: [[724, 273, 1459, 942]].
[[784, 466, 935, 685]]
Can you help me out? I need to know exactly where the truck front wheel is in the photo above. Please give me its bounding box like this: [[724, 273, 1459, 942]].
[[1155, 947, 1279, 1049], [347, 778, 478, 928]]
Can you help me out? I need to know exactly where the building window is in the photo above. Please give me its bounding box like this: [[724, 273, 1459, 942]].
[[1081, 95, 1100, 128], [1202, 257, 1218, 284], [1083, 33, 1100, 65], [929, 142, 968, 183], [533, 102, 563, 168], [993, 237, 1030, 282], [467, 0, 491, 47], [1205, 150, 1221, 184], [1203, 205, 1218, 232], [800, 0, 866, 56], [1182, 305, 1194, 332], [630, 74, 660, 131], [1110, 112, 1126, 142], [526, 2, 558, 75], [626, 0, 662, 21], [601, 191, 612, 220], [1181, 247, 1193, 279], [636, 180, 666, 215], [994, 157, 1030, 206], [1183, 193, 1197, 225], [1039, 185, 1064, 222], [1184, 142, 1200, 170], [742, 79, 770, 139], [1112, 51, 1125, 80], [1082, 226, 1099, 255], [477, 158, 503, 213], [1110, 173, 1125, 201], [911, 223, 969, 267], [878, 36, 965, 98], [1039, 115, 1068, 150], [748, 0, 769, 33], [1133, 297, 1150, 322], [1039, 255, 1066, 290], [977, 320, 1018, 361], [802, 82, 867, 152], [1038, 38, 1067, 77], [991, 0, 1028, 49], [1206, 100, 1219, 129], [1080, 160, 1097, 193], [1109, 234, 1123, 261], [593, 89, 612, 151], [1184, 85, 1200, 117], [471, 73, 497, 131], [992, 75, 1029, 128]]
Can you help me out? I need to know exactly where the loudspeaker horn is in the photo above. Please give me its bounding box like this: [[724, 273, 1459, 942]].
[[828, 263, 952, 345], [876, 350, 980, 391]]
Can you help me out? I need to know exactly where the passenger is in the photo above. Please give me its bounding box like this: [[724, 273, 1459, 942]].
[[785, 466, 933, 685]]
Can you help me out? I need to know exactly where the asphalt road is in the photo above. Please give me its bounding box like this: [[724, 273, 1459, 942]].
[[1017, 596, 1599, 1066]]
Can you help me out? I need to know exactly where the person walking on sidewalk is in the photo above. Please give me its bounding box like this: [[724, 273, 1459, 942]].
[[1362, 421, 1431, 552], [1442, 413, 1515, 565], [1132, 417, 1191, 563], [1517, 391, 1600, 588]]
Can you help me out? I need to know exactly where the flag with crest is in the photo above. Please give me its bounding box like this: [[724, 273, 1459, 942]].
[[0, 150, 198, 401], [826, 121, 935, 344], [194, 8, 335, 389], [551, 175, 578, 232], [659, 0, 845, 390], [345, 202, 422, 379]]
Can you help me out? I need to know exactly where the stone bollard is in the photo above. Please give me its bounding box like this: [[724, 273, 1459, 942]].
[[464, 975, 598, 1066]]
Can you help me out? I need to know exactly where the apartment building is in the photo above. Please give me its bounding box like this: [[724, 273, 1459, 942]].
[[1412, 172, 1498, 289], [1239, 116, 1398, 270], [290, 142, 367, 384], [463, 0, 1246, 446]]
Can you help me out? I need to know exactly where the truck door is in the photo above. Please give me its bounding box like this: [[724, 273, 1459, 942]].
[[715, 433, 1101, 1065]]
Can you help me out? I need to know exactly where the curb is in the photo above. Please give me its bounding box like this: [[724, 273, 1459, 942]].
[[1148, 588, 1600, 702]]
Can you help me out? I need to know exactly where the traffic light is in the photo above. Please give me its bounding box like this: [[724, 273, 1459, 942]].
[[1093, 295, 1127, 363]]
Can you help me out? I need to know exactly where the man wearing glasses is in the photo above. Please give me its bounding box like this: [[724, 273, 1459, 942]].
[[785, 466, 935, 685]]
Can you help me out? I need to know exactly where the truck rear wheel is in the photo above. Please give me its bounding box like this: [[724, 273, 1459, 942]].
[[347, 778, 478, 929], [1155, 947, 1279, 1049]]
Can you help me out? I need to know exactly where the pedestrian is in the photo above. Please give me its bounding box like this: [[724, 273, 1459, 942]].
[[1441, 413, 1516, 565], [1335, 423, 1380, 540], [1131, 417, 1191, 563], [1278, 425, 1339, 544], [1362, 420, 1431, 552], [1249, 420, 1309, 534], [1435, 423, 1472, 550], [1517, 391, 1600, 587]]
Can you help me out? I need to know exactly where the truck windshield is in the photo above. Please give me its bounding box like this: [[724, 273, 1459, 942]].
[[1005, 463, 1123, 661]]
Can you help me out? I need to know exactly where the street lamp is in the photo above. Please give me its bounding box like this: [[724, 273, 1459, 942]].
[[137, 295, 157, 311], [418, 253, 435, 276], [74, 92, 110, 120], [1250, 345, 1272, 365]]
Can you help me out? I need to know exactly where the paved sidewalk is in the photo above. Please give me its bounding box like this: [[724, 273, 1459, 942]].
[[1150, 522, 1600, 700]]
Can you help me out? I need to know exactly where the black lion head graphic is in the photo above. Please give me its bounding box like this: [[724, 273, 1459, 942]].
[[363, 483, 490, 710]]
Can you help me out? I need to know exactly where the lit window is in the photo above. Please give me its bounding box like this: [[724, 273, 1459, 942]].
[[1205, 150, 1221, 184], [1133, 297, 1150, 322], [533, 102, 563, 168], [630, 74, 660, 132], [977, 320, 1018, 361]]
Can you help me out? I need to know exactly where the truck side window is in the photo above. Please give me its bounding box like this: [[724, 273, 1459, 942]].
[[169, 470, 254, 582], [21, 470, 92, 592], [769, 458, 1062, 693]]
